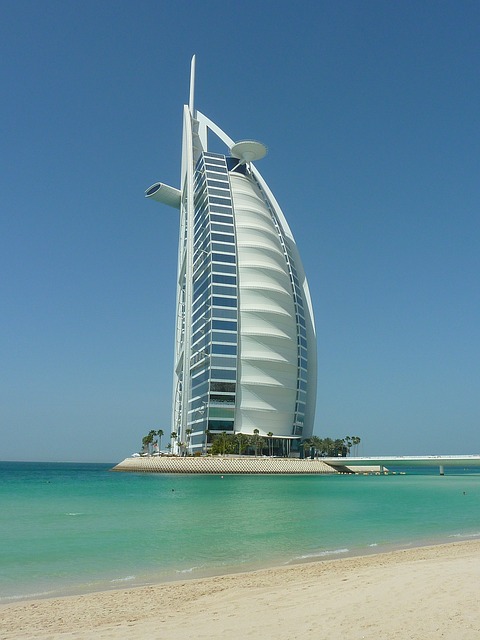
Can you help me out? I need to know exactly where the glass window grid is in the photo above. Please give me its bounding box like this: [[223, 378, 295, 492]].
[[211, 232, 235, 243], [211, 223, 234, 233], [210, 356, 236, 368], [206, 171, 229, 181], [212, 343, 237, 355], [211, 369, 236, 380], [212, 331, 237, 343], [204, 156, 226, 164], [209, 205, 233, 215], [194, 192, 208, 210], [208, 187, 231, 198], [212, 319, 237, 331], [212, 252, 236, 264], [192, 293, 208, 314], [209, 196, 232, 206], [193, 238, 210, 258], [207, 179, 230, 189], [194, 214, 209, 235], [193, 254, 211, 278], [191, 369, 209, 388], [212, 296, 237, 308], [212, 263, 237, 275], [192, 305, 206, 324], [210, 381, 236, 393], [193, 232, 208, 252], [209, 394, 236, 404], [211, 307, 237, 320], [209, 407, 235, 419], [208, 420, 234, 432], [212, 284, 237, 296], [193, 273, 210, 297], [189, 393, 208, 409], [210, 216, 233, 228], [190, 339, 208, 358], [192, 328, 209, 346], [212, 274, 236, 285], [211, 242, 235, 253], [190, 153, 240, 434], [192, 321, 210, 339], [193, 262, 211, 283], [204, 154, 226, 162], [193, 254, 209, 275], [194, 174, 206, 191], [193, 205, 208, 225]]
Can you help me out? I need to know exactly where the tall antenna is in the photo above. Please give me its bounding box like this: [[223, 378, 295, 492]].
[[189, 55, 196, 114]]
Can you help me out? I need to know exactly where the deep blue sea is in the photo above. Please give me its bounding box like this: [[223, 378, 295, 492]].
[[1, 461, 480, 602]]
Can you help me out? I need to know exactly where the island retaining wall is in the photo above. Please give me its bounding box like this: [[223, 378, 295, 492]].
[[111, 456, 338, 475]]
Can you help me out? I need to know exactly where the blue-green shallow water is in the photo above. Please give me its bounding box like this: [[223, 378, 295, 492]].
[[1, 461, 480, 601]]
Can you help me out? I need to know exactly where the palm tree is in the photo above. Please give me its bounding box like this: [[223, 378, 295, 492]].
[[310, 436, 323, 458], [210, 432, 235, 455], [141, 435, 151, 454], [323, 438, 334, 456], [252, 429, 264, 457], [344, 436, 353, 456], [219, 431, 229, 455], [333, 439, 345, 456], [142, 430, 156, 455], [170, 431, 177, 454], [352, 436, 361, 456], [303, 438, 315, 459], [156, 429, 164, 452], [235, 433, 250, 456]]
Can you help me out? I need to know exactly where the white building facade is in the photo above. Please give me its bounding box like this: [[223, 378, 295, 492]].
[[146, 58, 316, 454]]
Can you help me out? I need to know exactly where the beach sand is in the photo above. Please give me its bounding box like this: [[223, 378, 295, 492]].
[[1, 540, 479, 640]]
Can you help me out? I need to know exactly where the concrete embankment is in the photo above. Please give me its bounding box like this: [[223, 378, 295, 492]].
[[111, 456, 338, 474]]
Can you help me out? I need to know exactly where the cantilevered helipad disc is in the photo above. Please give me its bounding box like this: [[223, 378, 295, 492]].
[[230, 140, 267, 163]]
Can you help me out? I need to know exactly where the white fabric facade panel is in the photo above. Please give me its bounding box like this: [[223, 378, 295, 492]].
[[230, 174, 298, 436]]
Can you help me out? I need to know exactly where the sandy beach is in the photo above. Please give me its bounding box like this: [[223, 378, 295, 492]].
[[2, 540, 479, 640]]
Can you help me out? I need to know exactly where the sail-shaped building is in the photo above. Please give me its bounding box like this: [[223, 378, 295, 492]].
[[146, 57, 316, 455]]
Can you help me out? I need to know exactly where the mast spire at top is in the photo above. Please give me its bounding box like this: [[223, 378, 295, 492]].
[[189, 55, 196, 115]]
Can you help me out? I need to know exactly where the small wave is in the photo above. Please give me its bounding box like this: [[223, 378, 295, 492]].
[[65, 512, 83, 516], [110, 575, 136, 583], [448, 532, 480, 539], [297, 548, 349, 560], [0, 590, 56, 602], [368, 543, 378, 547], [175, 566, 201, 574]]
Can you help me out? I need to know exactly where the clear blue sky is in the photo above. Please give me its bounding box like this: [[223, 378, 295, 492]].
[[2, 1, 479, 462]]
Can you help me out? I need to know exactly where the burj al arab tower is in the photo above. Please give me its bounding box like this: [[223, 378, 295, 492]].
[[145, 57, 317, 455]]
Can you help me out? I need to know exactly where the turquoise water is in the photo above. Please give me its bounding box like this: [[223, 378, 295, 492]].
[[1, 461, 480, 601]]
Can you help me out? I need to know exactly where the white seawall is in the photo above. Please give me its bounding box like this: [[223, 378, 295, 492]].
[[111, 456, 338, 474]]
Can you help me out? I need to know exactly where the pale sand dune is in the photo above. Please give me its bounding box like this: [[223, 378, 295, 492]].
[[2, 540, 480, 640]]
